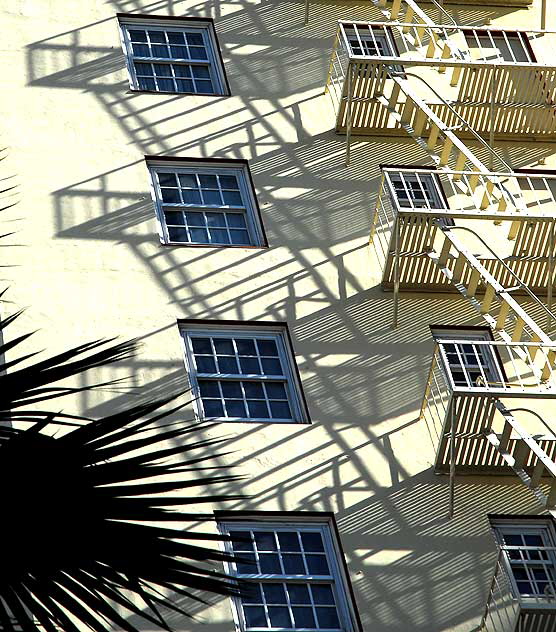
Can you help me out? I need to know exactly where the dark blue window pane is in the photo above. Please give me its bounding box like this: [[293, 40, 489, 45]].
[[158, 172, 177, 186], [282, 554, 305, 574], [202, 190, 222, 205], [266, 382, 287, 399], [227, 214, 247, 228], [236, 339, 256, 355], [202, 399, 223, 417], [190, 47, 208, 60], [287, 583, 310, 604], [161, 188, 180, 203], [268, 607, 291, 628], [195, 79, 214, 94], [293, 607, 316, 628], [230, 230, 250, 245], [195, 356, 216, 372], [153, 63, 172, 76], [247, 401, 270, 418], [221, 381, 242, 398], [176, 78, 194, 93], [182, 189, 202, 204], [192, 65, 211, 78], [241, 583, 262, 603], [187, 33, 204, 46], [157, 78, 174, 91], [199, 175, 218, 188], [189, 227, 209, 243], [220, 175, 239, 189], [306, 555, 329, 575], [132, 43, 150, 57], [184, 211, 205, 226], [168, 226, 188, 241], [237, 553, 257, 574], [269, 401, 291, 419], [134, 62, 153, 75], [218, 356, 239, 373], [278, 532, 301, 551], [192, 338, 212, 354], [170, 46, 188, 58], [244, 382, 264, 398], [148, 31, 166, 43], [243, 606, 266, 627], [255, 532, 277, 550], [261, 358, 282, 375], [138, 77, 156, 91], [223, 190, 243, 205], [129, 30, 147, 42], [225, 400, 246, 417], [198, 381, 220, 397], [311, 584, 335, 605], [209, 229, 229, 243], [206, 213, 226, 227], [316, 607, 340, 629], [214, 338, 234, 355], [258, 339, 278, 356], [302, 532, 325, 552], [259, 554, 281, 573], [152, 45, 170, 58], [175, 65, 193, 78], [164, 210, 185, 226], [262, 583, 286, 604], [230, 531, 253, 552], [178, 172, 196, 185], [167, 32, 185, 44], [239, 357, 261, 374]]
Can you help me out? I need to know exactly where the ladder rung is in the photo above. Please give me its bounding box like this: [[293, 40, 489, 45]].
[[531, 459, 545, 488], [439, 138, 453, 166], [480, 284, 496, 314], [438, 237, 452, 267], [513, 440, 531, 470], [391, 0, 402, 20], [512, 318, 526, 343], [499, 421, 512, 452], [402, 7, 415, 32], [427, 123, 440, 150], [496, 302, 511, 331], [467, 269, 481, 297]]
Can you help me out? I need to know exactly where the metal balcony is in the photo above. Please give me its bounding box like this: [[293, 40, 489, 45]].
[[481, 546, 556, 632], [421, 339, 556, 476], [326, 21, 556, 139], [370, 168, 556, 297]]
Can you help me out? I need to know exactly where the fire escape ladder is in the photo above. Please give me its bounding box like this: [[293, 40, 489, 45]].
[[485, 402, 556, 517]]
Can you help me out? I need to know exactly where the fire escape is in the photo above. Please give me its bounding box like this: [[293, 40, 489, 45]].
[[325, 1, 556, 629]]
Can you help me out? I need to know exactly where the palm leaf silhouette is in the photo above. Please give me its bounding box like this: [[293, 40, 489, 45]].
[[0, 308, 244, 630]]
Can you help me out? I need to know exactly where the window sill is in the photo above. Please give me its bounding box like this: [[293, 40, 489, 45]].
[[127, 88, 229, 97]]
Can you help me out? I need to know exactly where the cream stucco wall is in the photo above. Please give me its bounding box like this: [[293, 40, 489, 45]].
[[0, 0, 554, 630]]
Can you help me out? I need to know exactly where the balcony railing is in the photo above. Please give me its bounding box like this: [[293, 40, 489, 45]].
[[482, 546, 556, 632], [421, 340, 556, 474], [370, 168, 556, 296], [326, 21, 556, 137]]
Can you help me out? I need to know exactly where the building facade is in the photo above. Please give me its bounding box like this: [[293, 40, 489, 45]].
[[1, 0, 555, 629]]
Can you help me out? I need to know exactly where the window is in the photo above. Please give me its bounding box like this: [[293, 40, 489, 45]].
[[492, 519, 556, 598], [345, 26, 396, 58], [148, 160, 266, 247], [431, 327, 505, 389], [464, 30, 535, 63], [119, 16, 228, 95], [386, 171, 445, 210], [180, 324, 307, 423], [219, 519, 358, 631]]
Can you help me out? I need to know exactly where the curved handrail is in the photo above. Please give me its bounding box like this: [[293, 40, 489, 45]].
[[442, 224, 556, 323], [389, 70, 512, 172]]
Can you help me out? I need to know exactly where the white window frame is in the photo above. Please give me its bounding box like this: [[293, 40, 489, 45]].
[[147, 160, 265, 247], [385, 170, 446, 211], [431, 327, 505, 390], [218, 518, 358, 632], [118, 17, 228, 95], [180, 324, 308, 423], [345, 26, 397, 59], [464, 30, 535, 63], [491, 518, 556, 600]]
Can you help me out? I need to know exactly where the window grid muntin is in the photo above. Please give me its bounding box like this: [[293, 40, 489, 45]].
[[182, 328, 304, 423], [223, 524, 348, 631], [495, 525, 556, 598], [121, 22, 224, 94], [387, 171, 444, 210], [150, 165, 260, 246], [465, 30, 534, 63]]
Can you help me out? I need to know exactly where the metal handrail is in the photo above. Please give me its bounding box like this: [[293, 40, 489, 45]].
[[339, 20, 556, 35], [442, 225, 556, 323], [390, 70, 512, 172]]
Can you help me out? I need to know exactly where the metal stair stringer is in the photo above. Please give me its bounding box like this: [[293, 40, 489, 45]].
[[486, 401, 556, 518]]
